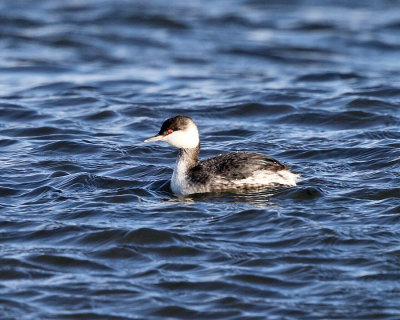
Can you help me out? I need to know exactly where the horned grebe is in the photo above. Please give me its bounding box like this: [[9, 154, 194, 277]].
[[144, 116, 299, 195]]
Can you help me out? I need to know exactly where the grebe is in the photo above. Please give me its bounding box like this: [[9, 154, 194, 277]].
[[144, 116, 299, 195]]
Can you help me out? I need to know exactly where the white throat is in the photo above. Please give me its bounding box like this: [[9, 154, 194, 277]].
[[171, 156, 189, 194]]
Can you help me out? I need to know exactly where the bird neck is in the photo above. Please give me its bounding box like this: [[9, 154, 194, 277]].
[[177, 143, 200, 170], [171, 143, 200, 194]]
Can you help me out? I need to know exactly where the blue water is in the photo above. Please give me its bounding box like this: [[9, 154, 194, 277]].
[[1, 0, 400, 319]]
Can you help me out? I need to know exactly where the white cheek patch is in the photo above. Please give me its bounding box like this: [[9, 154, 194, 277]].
[[165, 126, 199, 149]]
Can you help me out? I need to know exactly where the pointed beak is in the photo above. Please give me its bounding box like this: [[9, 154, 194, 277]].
[[144, 135, 164, 143]]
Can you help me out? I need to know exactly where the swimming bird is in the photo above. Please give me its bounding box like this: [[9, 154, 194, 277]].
[[144, 116, 299, 195]]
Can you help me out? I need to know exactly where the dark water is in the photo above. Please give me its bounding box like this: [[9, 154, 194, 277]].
[[1, 0, 400, 319]]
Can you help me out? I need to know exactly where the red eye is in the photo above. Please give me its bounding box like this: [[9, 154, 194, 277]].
[[167, 129, 173, 134]]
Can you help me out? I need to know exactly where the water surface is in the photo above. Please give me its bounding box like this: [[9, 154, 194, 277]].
[[1, 0, 400, 319]]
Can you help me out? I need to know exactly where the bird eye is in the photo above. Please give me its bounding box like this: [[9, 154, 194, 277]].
[[167, 129, 173, 134]]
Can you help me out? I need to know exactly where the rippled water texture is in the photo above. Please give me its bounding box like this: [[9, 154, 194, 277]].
[[1, 0, 400, 319]]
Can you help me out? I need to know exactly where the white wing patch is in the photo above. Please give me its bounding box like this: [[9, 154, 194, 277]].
[[232, 169, 299, 188]]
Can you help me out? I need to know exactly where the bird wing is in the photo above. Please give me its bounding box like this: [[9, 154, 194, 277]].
[[190, 152, 286, 183]]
